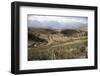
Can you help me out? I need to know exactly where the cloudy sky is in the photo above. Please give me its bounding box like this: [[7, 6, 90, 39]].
[[28, 15, 88, 29]]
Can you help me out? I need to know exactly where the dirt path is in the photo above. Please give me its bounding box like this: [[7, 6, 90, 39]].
[[52, 39, 87, 48], [29, 37, 87, 50]]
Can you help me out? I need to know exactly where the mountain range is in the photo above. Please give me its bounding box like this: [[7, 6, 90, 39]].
[[28, 20, 87, 30]]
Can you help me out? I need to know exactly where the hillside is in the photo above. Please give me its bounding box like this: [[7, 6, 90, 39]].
[[28, 26, 88, 60], [61, 29, 87, 37]]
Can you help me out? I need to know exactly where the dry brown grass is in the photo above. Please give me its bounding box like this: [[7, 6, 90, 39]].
[[28, 36, 87, 61]]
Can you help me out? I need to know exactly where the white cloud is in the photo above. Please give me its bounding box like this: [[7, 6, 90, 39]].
[[28, 15, 88, 29], [28, 15, 87, 23]]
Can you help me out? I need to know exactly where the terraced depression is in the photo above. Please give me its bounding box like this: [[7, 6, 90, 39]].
[[28, 15, 88, 61]]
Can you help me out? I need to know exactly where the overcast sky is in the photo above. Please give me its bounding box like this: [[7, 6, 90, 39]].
[[28, 15, 88, 29]]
